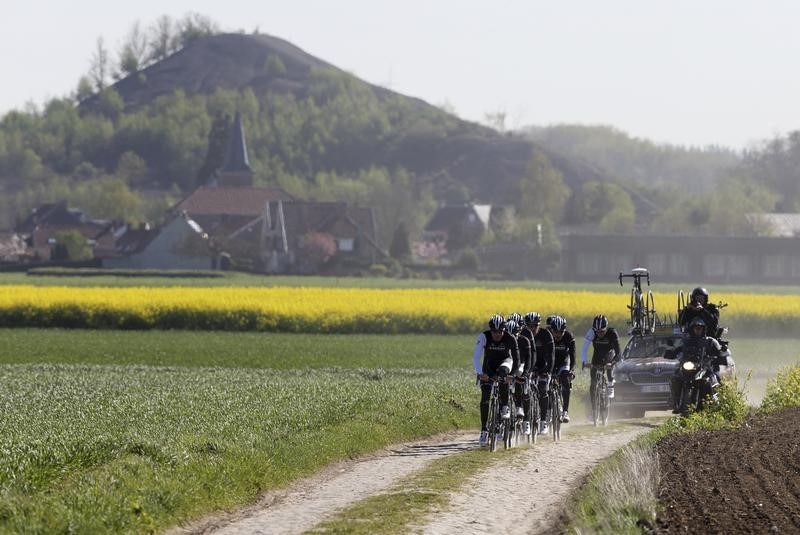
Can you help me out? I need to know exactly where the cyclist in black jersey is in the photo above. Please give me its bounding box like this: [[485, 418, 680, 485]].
[[524, 312, 555, 434], [473, 314, 518, 445], [581, 315, 621, 419], [547, 315, 576, 423], [506, 319, 533, 435]]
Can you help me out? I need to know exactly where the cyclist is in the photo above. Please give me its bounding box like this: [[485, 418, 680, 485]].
[[678, 287, 720, 338], [506, 319, 533, 435], [524, 312, 554, 434], [473, 314, 519, 446], [581, 315, 621, 419], [547, 315, 576, 423]]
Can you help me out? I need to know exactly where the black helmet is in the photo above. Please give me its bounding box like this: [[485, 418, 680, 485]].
[[505, 320, 520, 335], [488, 314, 505, 331], [592, 315, 609, 331], [691, 287, 709, 303], [507, 312, 523, 324], [688, 317, 706, 335], [523, 312, 541, 326]]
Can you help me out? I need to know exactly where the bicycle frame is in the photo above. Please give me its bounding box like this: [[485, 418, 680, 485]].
[[620, 268, 656, 335]]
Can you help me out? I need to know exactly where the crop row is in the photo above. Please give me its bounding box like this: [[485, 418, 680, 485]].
[[0, 363, 476, 533], [1, 285, 798, 333]]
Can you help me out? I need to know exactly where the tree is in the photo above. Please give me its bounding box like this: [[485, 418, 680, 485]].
[[53, 230, 92, 261], [298, 232, 337, 271], [148, 15, 178, 63], [88, 37, 110, 91], [176, 12, 220, 48], [389, 222, 411, 260], [75, 76, 94, 103], [117, 21, 149, 78], [516, 149, 570, 223]]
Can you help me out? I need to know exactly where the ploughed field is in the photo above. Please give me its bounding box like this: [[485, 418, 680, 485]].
[[656, 407, 800, 533]]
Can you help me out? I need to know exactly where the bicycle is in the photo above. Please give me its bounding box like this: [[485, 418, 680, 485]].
[[515, 374, 538, 445], [549, 374, 564, 441], [620, 267, 656, 335], [588, 362, 613, 426], [485, 376, 512, 452]]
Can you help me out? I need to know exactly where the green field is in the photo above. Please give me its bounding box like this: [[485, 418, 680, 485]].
[[1, 312, 796, 531], [0, 329, 482, 533]]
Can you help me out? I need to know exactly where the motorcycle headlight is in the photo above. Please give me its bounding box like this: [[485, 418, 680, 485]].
[[682, 361, 697, 371]]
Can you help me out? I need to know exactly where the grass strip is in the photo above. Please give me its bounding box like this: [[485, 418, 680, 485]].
[[306, 444, 519, 534]]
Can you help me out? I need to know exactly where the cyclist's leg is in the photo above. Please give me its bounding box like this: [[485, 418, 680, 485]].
[[479, 382, 492, 431], [560, 371, 572, 412], [538, 375, 550, 428], [589, 368, 598, 416]]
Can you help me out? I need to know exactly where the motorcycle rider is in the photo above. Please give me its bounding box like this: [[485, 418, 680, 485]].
[[524, 312, 555, 434], [547, 315, 576, 423], [581, 315, 621, 418], [473, 314, 519, 445], [506, 320, 534, 435], [667, 317, 725, 413], [679, 287, 720, 338]]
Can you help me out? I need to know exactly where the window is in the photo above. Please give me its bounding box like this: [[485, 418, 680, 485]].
[[703, 254, 726, 277], [669, 253, 689, 277], [337, 238, 355, 252]]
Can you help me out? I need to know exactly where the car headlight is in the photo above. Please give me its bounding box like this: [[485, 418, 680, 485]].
[[615, 372, 629, 382], [682, 361, 697, 371]]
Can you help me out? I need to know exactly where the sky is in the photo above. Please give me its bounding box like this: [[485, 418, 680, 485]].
[[2, 0, 800, 150]]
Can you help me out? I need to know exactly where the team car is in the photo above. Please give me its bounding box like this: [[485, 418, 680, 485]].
[[612, 325, 735, 418]]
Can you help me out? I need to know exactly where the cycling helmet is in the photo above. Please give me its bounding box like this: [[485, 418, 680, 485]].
[[549, 315, 567, 332], [488, 314, 505, 331], [545, 315, 558, 328], [523, 312, 541, 326], [690, 287, 709, 303], [507, 312, 523, 324], [505, 320, 520, 334], [592, 314, 609, 331]]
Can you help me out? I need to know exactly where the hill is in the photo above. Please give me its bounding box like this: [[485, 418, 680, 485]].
[[81, 32, 611, 202]]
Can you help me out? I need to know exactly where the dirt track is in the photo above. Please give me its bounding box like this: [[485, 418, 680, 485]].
[[656, 407, 800, 533], [173, 423, 650, 535]]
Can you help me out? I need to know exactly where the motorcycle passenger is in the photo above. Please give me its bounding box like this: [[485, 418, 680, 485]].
[[547, 315, 575, 424], [581, 315, 621, 418], [679, 287, 720, 338], [506, 320, 534, 435], [473, 314, 519, 445], [525, 312, 555, 434], [667, 317, 725, 413]]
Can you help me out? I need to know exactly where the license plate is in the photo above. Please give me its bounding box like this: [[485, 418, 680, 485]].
[[641, 384, 670, 393]]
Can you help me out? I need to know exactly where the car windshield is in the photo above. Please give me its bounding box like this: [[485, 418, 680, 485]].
[[623, 336, 680, 359]]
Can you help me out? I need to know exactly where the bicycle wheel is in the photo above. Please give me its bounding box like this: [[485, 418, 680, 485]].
[[552, 388, 562, 441], [523, 380, 533, 445], [599, 377, 610, 426], [488, 387, 499, 451], [629, 288, 637, 327], [592, 373, 602, 427], [530, 383, 540, 444], [646, 290, 656, 332]]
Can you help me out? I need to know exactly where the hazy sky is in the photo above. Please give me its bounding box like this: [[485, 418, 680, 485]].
[[3, 1, 800, 149]]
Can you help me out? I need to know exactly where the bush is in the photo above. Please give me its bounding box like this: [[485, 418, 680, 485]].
[[760, 364, 800, 412]]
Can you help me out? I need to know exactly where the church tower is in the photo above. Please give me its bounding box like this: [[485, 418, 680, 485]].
[[214, 111, 253, 187]]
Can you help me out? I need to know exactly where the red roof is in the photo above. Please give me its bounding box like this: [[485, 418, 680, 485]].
[[174, 186, 295, 217]]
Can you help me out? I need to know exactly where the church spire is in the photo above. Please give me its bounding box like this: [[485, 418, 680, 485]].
[[215, 111, 253, 187]]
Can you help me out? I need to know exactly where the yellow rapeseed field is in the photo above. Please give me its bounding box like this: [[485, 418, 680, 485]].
[[0, 285, 797, 333]]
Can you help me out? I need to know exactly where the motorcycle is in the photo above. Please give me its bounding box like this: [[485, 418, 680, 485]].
[[672, 341, 719, 415]]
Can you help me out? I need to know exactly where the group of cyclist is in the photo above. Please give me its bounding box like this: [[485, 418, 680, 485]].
[[473, 311, 618, 446]]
